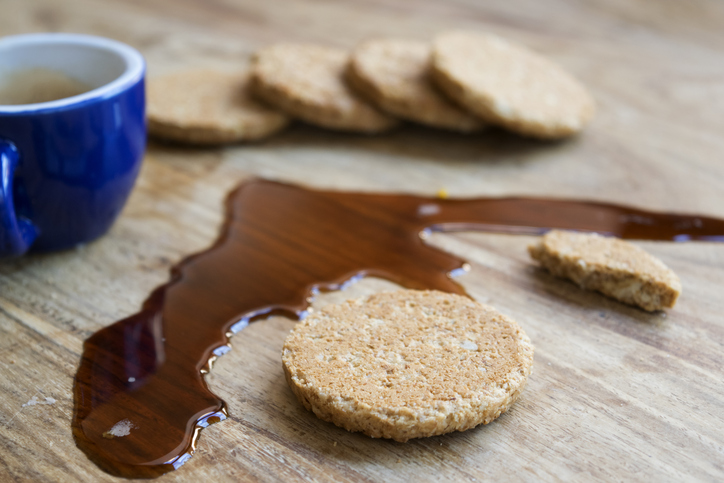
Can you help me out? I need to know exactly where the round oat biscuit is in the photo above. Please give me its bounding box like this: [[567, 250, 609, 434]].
[[281, 290, 534, 442], [147, 69, 290, 144], [250, 43, 399, 133], [347, 39, 485, 132], [431, 31, 595, 139]]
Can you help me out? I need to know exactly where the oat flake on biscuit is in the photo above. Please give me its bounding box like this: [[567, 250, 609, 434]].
[[431, 31, 595, 139], [282, 289, 534, 442], [250, 43, 399, 133], [529, 230, 682, 311], [147, 69, 290, 144], [347, 39, 485, 132]]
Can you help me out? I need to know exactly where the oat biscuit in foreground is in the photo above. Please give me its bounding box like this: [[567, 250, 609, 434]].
[[282, 290, 534, 442], [529, 230, 682, 311], [431, 31, 595, 139], [348, 39, 484, 132], [250, 43, 399, 133], [147, 69, 289, 144]]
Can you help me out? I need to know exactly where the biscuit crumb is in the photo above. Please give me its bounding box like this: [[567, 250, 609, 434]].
[[102, 419, 136, 439], [22, 396, 56, 407], [282, 290, 534, 442], [529, 230, 681, 311]]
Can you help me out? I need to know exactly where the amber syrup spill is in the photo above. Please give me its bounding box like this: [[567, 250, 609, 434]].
[[72, 179, 724, 478]]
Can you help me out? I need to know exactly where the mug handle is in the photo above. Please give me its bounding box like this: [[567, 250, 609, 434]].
[[0, 139, 38, 257]]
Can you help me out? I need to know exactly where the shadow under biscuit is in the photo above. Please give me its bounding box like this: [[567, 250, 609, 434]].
[[527, 266, 669, 327], [262, 122, 567, 166], [277, 388, 510, 468]]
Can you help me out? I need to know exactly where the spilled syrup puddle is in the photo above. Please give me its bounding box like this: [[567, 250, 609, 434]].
[[72, 179, 724, 477]]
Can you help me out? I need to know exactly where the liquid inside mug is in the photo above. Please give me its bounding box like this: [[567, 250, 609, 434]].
[[0, 33, 145, 258]]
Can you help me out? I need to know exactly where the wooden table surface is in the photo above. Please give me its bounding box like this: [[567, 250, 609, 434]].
[[2, 0, 724, 481]]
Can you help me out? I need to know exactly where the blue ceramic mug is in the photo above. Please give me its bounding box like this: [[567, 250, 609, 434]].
[[0, 33, 145, 257]]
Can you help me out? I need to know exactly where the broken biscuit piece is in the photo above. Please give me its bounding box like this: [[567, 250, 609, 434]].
[[529, 230, 681, 311]]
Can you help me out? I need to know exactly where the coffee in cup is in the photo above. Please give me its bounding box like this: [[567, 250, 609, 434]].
[[0, 67, 92, 105]]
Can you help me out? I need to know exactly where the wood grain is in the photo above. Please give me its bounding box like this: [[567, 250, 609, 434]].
[[2, 0, 724, 481]]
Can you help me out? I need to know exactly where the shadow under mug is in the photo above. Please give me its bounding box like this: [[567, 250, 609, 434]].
[[0, 33, 145, 258]]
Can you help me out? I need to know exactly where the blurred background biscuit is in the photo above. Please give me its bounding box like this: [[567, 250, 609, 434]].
[[431, 31, 595, 139], [348, 39, 484, 132], [250, 43, 399, 133], [147, 69, 290, 144]]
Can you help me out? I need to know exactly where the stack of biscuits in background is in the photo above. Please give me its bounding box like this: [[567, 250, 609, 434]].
[[146, 30, 596, 145]]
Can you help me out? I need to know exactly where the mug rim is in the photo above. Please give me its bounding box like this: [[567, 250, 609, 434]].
[[0, 33, 145, 114]]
